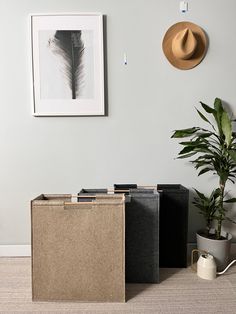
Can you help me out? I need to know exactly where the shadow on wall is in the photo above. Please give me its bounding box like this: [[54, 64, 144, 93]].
[[188, 188, 206, 241], [223, 100, 236, 128], [103, 15, 109, 116]]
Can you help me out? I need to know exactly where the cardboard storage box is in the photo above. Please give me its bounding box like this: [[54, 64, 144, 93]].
[[79, 186, 160, 283], [31, 194, 125, 302]]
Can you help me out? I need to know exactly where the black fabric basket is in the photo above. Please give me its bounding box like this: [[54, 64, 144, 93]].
[[124, 189, 159, 283], [157, 184, 189, 268], [78, 189, 107, 202]]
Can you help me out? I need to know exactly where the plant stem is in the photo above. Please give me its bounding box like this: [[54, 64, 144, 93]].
[[207, 219, 211, 237], [217, 181, 225, 239]]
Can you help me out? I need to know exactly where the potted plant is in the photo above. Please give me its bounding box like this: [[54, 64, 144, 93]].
[[171, 98, 236, 270]]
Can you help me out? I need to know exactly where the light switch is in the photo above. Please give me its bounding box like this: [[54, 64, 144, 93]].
[[124, 53, 127, 65], [180, 1, 188, 13]]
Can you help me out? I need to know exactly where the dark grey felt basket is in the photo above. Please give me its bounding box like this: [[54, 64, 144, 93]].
[[78, 186, 160, 283], [157, 184, 189, 268]]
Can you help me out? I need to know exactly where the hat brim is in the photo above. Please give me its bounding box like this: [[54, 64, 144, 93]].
[[162, 21, 208, 70]]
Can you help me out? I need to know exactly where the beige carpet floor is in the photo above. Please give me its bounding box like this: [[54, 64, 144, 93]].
[[0, 257, 236, 313]]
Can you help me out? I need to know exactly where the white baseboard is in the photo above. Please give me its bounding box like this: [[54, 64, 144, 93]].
[[0, 245, 31, 257], [0, 243, 236, 258]]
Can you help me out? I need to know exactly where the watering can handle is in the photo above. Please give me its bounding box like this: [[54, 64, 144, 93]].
[[191, 249, 208, 272]]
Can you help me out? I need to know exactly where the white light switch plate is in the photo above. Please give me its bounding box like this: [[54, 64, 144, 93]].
[[180, 1, 188, 13]]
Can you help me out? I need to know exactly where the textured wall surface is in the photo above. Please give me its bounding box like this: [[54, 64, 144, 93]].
[[0, 0, 236, 244]]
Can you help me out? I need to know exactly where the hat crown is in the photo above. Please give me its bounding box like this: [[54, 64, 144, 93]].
[[172, 28, 197, 60]]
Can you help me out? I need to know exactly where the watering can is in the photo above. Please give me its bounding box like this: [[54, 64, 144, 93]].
[[191, 249, 236, 280]]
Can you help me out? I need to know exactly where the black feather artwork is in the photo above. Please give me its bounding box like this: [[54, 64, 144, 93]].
[[49, 30, 85, 99]]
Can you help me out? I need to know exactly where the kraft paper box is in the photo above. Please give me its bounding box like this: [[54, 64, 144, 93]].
[[31, 194, 125, 302]]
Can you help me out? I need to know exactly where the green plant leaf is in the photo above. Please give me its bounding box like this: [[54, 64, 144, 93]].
[[221, 111, 232, 146], [179, 140, 200, 146], [219, 171, 229, 185], [194, 147, 213, 154], [196, 108, 212, 124], [214, 188, 221, 196], [193, 188, 207, 200], [214, 98, 223, 113], [198, 132, 213, 139], [229, 150, 236, 162], [177, 152, 197, 159], [213, 98, 224, 135], [191, 154, 213, 163], [198, 167, 213, 176], [179, 146, 195, 155], [224, 198, 236, 203], [226, 217, 236, 224], [224, 197, 236, 203], [195, 161, 209, 169], [171, 127, 199, 138], [200, 102, 216, 114]]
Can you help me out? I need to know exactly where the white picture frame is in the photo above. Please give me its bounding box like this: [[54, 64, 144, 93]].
[[30, 13, 105, 116]]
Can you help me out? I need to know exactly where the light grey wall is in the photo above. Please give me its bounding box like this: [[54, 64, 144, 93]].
[[0, 0, 236, 244]]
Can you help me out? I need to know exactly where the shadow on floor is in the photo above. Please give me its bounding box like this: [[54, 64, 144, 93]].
[[126, 283, 153, 301], [126, 268, 183, 301], [159, 267, 183, 282]]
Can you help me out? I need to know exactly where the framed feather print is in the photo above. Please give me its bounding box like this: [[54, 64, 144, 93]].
[[30, 13, 105, 116]]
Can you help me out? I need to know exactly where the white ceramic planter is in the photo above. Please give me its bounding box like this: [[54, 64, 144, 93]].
[[197, 231, 232, 272]]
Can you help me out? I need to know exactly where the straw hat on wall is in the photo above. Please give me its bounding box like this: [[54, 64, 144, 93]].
[[162, 21, 208, 70]]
